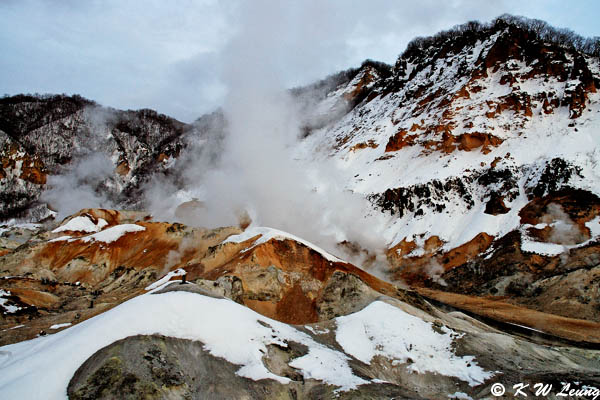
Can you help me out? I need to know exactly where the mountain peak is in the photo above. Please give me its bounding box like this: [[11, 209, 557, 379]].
[[397, 14, 599, 70]]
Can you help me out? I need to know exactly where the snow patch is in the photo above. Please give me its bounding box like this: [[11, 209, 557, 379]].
[[145, 268, 186, 291], [49, 224, 146, 245], [0, 290, 21, 314], [49, 323, 72, 330], [52, 216, 108, 234], [1, 325, 25, 332], [335, 301, 493, 386], [585, 216, 600, 237], [49, 236, 71, 243], [78, 224, 146, 244], [520, 238, 566, 256]]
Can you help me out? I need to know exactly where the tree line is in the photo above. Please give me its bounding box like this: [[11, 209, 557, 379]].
[[402, 14, 600, 59]]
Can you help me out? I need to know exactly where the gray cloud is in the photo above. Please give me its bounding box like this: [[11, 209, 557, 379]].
[[1, 0, 599, 122]]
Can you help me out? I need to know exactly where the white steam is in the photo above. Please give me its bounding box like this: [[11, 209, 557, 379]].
[[542, 203, 586, 245], [162, 235, 197, 276], [145, 0, 390, 267], [41, 153, 115, 220], [424, 260, 447, 286]]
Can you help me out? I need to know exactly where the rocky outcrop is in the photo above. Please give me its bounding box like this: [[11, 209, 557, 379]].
[[68, 335, 302, 400], [185, 232, 404, 324]]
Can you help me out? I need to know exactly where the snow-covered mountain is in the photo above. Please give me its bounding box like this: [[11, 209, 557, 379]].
[[293, 16, 600, 320]]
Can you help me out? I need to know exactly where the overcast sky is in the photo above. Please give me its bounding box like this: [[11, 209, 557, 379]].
[[1, 0, 599, 122]]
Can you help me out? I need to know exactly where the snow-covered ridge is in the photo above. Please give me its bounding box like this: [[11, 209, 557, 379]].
[[145, 268, 186, 291], [294, 21, 600, 255], [223, 226, 345, 263], [0, 292, 364, 398], [49, 223, 146, 244], [52, 215, 108, 233], [0, 289, 492, 399]]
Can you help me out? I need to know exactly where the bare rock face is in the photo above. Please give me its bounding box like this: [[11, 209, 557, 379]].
[[68, 335, 300, 400], [316, 271, 384, 320], [186, 233, 405, 324]]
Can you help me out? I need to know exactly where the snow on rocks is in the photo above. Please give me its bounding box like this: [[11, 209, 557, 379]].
[[223, 226, 345, 263], [335, 301, 493, 386], [520, 234, 600, 256], [49, 224, 146, 245], [520, 238, 567, 256], [49, 323, 72, 330], [145, 268, 187, 291], [52, 216, 108, 234], [0, 291, 370, 399], [585, 216, 600, 237], [79, 224, 145, 244], [48, 235, 71, 243], [292, 25, 600, 256], [0, 289, 21, 314], [0, 221, 41, 236], [1, 325, 25, 332]]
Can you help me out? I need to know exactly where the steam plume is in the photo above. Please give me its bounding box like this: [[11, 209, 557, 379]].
[[145, 0, 390, 267]]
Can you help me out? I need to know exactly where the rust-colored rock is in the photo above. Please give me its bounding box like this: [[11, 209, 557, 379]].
[[442, 232, 494, 270], [384, 130, 417, 152], [1, 145, 47, 185], [195, 236, 399, 324], [457, 132, 503, 153], [349, 140, 378, 152], [115, 161, 130, 176], [416, 288, 600, 344], [389, 232, 494, 286]]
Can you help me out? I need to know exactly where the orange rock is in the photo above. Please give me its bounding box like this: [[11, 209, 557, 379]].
[[115, 161, 130, 176], [8, 288, 59, 308], [198, 237, 398, 324], [384, 130, 417, 152], [424, 236, 443, 253], [387, 238, 417, 259], [441, 232, 494, 271], [454, 86, 470, 99], [416, 288, 600, 344], [457, 132, 503, 152], [349, 140, 378, 152]]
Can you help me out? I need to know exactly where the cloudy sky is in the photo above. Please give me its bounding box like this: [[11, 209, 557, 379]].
[[1, 0, 599, 122]]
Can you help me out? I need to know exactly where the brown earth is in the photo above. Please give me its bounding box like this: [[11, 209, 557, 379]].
[[417, 288, 600, 344]]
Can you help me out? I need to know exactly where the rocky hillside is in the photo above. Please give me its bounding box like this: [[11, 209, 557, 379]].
[[1, 209, 600, 399], [0, 94, 205, 220], [292, 16, 600, 320]]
